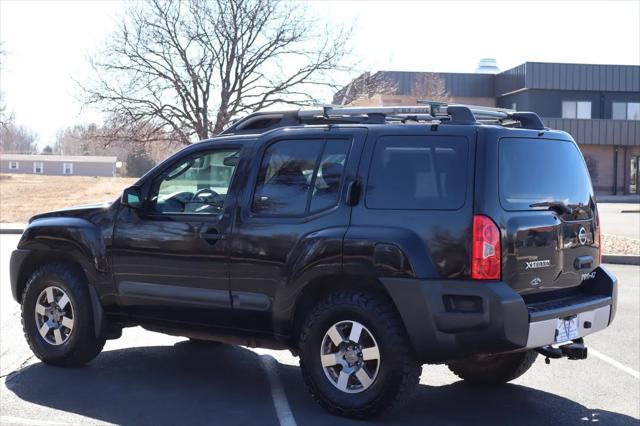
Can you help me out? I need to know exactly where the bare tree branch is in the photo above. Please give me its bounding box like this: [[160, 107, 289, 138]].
[[333, 71, 450, 106], [81, 0, 352, 145]]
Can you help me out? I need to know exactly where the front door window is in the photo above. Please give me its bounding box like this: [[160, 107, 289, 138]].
[[151, 149, 239, 215]]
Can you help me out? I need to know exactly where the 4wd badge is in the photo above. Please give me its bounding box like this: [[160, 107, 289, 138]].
[[525, 260, 551, 269]]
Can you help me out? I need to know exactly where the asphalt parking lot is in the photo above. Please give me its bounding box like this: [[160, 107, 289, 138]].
[[0, 233, 638, 426]]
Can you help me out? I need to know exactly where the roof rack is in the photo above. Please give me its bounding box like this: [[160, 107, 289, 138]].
[[219, 101, 546, 135]]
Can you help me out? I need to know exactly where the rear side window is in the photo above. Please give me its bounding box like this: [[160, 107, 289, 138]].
[[499, 138, 592, 210], [252, 139, 350, 216], [366, 135, 468, 210]]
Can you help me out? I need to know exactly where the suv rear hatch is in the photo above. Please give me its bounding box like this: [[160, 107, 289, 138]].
[[499, 137, 600, 296]]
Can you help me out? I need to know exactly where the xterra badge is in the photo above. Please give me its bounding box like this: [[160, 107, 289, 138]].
[[525, 260, 551, 269]]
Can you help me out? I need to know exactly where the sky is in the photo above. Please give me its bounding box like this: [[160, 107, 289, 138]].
[[1, 0, 639, 147]]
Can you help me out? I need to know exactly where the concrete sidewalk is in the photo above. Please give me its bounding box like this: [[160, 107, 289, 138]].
[[595, 194, 640, 203], [0, 223, 26, 234]]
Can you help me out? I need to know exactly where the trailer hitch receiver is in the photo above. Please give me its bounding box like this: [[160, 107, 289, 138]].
[[536, 338, 588, 363]]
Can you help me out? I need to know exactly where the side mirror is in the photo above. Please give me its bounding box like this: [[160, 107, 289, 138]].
[[223, 154, 239, 167], [121, 186, 142, 209]]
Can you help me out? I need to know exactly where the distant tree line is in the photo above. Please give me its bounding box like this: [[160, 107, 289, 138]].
[[53, 123, 182, 177], [0, 122, 38, 154]]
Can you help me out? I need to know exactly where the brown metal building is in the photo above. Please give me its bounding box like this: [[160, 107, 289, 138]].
[[334, 62, 640, 195]]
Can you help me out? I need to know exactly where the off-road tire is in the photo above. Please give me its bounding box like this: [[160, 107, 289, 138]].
[[21, 263, 106, 367], [447, 350, 538, 385], [299, 290, 421, 419]]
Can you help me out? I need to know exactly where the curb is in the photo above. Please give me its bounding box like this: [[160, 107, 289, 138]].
[[0, 228, 24, 235], [601, 254, 640, 266]]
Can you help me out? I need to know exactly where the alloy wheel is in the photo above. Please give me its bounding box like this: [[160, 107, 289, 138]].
[[34, 286, 74, 346], [320, 320, 381, 394]]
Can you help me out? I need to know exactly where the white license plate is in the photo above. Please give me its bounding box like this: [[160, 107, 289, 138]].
[[555, 316, 580, 343]]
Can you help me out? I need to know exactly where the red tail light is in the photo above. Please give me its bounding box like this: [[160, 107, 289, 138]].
[[471, 215, 501, 280]]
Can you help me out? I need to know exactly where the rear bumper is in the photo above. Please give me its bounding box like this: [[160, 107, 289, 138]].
[[380, 266, 617, 364], [525, 305, 610, 349]]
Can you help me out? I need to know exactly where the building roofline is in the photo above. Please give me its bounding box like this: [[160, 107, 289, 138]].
[[373, 62, 640, 78], [0, 154, 118, 163], [522, 61, 640, 68]]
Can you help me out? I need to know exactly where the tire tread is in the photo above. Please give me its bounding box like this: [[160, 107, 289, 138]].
[[447, 350, 538, 385], [299, 290, 420, 419], [21, 263, 106, 367]]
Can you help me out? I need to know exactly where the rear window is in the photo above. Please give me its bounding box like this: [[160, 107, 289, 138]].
[[499, 138, 593, 210], [252, 139, 350, 216], [366, 135, 468, 210]]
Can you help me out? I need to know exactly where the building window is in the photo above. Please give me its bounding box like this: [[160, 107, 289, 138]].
[[612, 102, 626, 120], [562, 101, 591, 119], [9, 161, 19, 170], [63, 163, 73, 175], [613, 102, 640, 120], [33, 162, 44, 174]]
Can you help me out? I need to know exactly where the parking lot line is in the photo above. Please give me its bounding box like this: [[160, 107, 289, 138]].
[[590, 348, 640, 379], [260, 355, 298, 426]]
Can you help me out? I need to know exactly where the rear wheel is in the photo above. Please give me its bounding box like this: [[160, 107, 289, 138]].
[[447, 350, 538, 385], [21, 263, 106, 367], [299, 291, 420, 419]]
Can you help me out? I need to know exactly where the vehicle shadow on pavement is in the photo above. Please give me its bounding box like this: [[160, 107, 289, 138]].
[[5, 342, 637, 426]]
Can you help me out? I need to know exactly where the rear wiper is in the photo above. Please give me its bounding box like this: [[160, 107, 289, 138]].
[[530, 201, 573, 214]]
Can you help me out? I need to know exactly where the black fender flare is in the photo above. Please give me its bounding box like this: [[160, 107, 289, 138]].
[[14, 217, 109, 338]]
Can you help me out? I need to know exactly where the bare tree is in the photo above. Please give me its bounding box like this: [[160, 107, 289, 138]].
[[333, 71, 399, 105], [411, 73, 448, 102], [0, 123, 37, 154], [54, 122, 181, 175], [0, 42, 13, 129], [333, 71, 450, 106], [81, 0, 352, 145], [0, 44, 38, 154]]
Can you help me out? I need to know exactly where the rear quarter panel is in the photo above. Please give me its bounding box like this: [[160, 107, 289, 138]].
[[345, 125, 477, 280]]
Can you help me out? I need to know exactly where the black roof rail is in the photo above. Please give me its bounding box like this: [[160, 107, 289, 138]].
[[217, 102, 546, 136], [509, 112, 546, 130], [219, 110, 301, 135]]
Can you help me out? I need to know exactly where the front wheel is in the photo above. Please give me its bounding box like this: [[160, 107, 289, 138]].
[[299, 291, 421, 419], [21, 263, 106, 367], [447, 350, 538, 385]]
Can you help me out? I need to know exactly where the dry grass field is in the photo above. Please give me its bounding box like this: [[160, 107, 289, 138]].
[[0, 174, 137, 223]]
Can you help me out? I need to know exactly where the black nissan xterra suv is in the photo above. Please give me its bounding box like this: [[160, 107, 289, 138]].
[[10, 103, 617, 419]]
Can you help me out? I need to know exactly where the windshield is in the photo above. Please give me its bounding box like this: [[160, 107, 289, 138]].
[[499, 138, 593, 212]]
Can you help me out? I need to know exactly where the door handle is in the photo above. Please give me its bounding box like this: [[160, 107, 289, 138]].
[[200, 228, 221, 244], [345, 179, 361, 206], [574, 256, 593, 270]]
